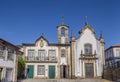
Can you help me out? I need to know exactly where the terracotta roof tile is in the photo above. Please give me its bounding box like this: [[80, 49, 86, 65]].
[[113, 44, 120, 47]]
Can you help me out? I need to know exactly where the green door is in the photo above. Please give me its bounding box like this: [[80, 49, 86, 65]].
[[0, 68, 2, 82], [49, 66, 55, 79], [27, 65, 34, 78]]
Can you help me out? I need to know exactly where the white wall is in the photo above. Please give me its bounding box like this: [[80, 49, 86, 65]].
[[26, 63, 58, 78], [74, 28, 103, 77], [0, 52, 16, 82]]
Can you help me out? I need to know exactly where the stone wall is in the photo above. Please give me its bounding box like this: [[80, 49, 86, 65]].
[[103, 68, 120, 81]]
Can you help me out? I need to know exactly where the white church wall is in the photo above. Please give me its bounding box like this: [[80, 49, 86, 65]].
[[74, 28, 104, 78]]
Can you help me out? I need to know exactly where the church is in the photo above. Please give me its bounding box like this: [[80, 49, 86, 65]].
[[21, 18, 105, 79]]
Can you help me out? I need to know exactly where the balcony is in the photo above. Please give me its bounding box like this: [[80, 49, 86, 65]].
[[0, 50, 5, 58], [25, 56, 57, 63], [7, 52, 14, 61], [79, 54, 98, 60]]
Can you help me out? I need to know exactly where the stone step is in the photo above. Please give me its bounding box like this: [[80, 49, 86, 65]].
[[20, 79, 112, 82]]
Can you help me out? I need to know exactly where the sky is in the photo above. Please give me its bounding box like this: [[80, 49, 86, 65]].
[[0, 0, 120, 49]]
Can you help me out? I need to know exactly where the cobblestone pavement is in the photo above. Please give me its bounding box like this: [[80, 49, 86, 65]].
[[18, 79, 113, 82]]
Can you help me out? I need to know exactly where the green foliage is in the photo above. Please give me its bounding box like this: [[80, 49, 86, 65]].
[[18, 57, 25, 70], [17, 57, 25, 79]]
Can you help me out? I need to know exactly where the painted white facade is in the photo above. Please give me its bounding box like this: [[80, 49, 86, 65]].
[[73, 24, 104, 78], [0, 38, 19, 82], [22, 20, 105, 79], [26, 63, 58, 78], [105, 44, 120, 68], [23, 36, 60, 78]]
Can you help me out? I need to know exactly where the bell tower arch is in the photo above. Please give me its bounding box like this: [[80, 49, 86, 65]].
[[57, 17, 69, 44]]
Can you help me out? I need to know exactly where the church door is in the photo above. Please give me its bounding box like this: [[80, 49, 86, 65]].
[[60, 65, 68, 78], [85, 63, 94, 78]]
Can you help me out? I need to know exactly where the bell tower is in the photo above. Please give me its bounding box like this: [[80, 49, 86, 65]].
[[57, 17, 69, 44]]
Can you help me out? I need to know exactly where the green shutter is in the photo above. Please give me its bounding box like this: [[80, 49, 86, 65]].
[[28, 65, 34, 78], [49, 66, 55, 79], [0, 69, 2, 81]]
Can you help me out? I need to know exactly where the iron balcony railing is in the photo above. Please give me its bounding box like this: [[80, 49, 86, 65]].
[[25, 56, 57, 62], [0, 50, 5, 58], [0, 50, 14, 61], [7, 52, 14, 61]]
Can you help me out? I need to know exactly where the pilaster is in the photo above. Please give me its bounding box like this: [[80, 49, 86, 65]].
[[2, 67, 6, 82], [81, 61, 83, 77], [66, 47, 68, 65], [71, 41, 75, 78], [57, 46, 61, 79]]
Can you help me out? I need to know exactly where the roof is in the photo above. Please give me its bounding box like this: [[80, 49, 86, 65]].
[[105, 44, 120, 51], [22, 43, 35, 46], [22, 43, 70, 46], [113, 44, 120, 47], [56, 18, 69, 28], [56, 24, 69, 28], [35, 35, 49, 44], [79, 24, 95, 34], [0, 38, 19, 50]]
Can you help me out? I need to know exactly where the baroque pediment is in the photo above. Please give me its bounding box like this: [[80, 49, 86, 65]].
[[35, 35, 49, 47], [79, 25, 95, 34]]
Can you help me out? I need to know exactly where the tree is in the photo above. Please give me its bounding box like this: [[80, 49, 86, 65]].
[[18, 57, 25, 79]]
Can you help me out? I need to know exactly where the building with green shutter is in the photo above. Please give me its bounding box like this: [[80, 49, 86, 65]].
[[21, 19, 105, 79]]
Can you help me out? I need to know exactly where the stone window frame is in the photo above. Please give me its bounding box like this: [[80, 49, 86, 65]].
[[27, 49, 35, 60], [116, 49, 120, 57], [37, 65, 45, 75], [38, 50, 45, 61], [48, 49, 56, 61], [84, 43, 92, 55], [61, 27, 65, 36], [0, 43, 6, 58], [61, 49, 66, 57], [7, 46, 15, 61]]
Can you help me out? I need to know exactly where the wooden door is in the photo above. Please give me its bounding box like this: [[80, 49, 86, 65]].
[[27, 65, 34, 78], [85, 63, 94, 78], [49, 66, 55, 79]]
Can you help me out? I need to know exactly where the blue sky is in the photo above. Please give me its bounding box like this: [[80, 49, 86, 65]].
[[0, 0, 120, 49]]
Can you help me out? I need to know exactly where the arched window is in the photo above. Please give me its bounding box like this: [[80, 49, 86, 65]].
[[61, 27, 65, 36], [61, 49, 66, 57], [84, 43, 92, 55]]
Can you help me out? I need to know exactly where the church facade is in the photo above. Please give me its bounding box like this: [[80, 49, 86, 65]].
[[21, 19, 105, 79]]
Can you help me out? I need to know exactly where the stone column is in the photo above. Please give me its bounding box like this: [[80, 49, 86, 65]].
[[12, 51, 16, 82], [83, 62, 85, 78], [66, 47, 69, 78], [81, 61, 83, 77], [70, 34, 75, 79], [2, 67, 6, 82], [71, 42, 75, 78], [4, 48, 8, 61], [57, 47, 61, 79], [95, 61, 97, 77]]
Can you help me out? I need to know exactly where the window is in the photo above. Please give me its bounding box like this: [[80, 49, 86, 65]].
[[37, 65, 45, 75], [0, 44, 5, 57], [7, 47, 14, 60], [61, 49, 66, 57], [6, 69, 12, 81], [61, 27, 65, 36], [116, 49, 120, 57], [28, 50, 34, 60], [38, 50, 45, 61], [49, 50, 56, 60], [84, 44, 92, 55]]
